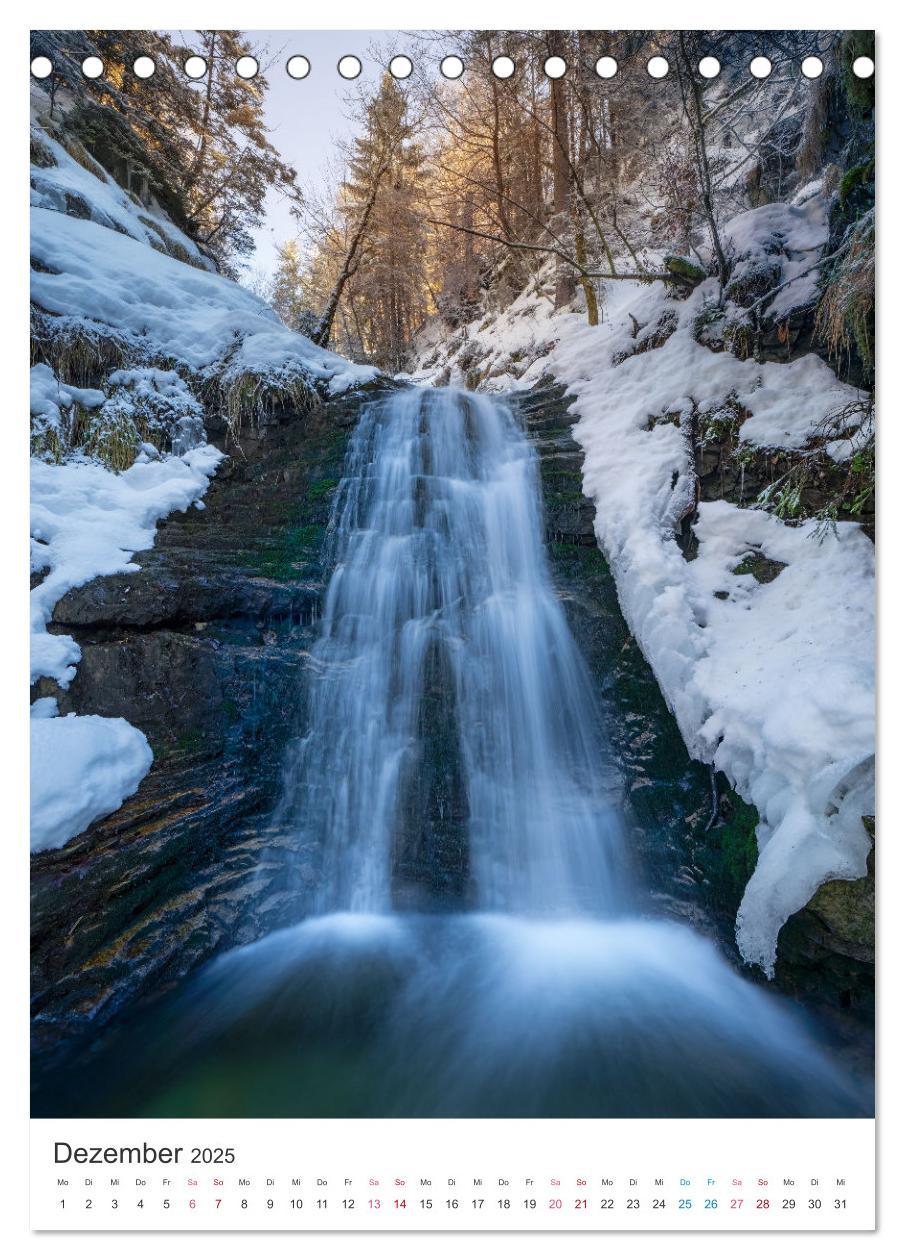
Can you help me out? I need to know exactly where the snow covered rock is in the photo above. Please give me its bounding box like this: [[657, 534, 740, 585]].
[[30, 702, 153, 853], [29, 443, 225, 851]]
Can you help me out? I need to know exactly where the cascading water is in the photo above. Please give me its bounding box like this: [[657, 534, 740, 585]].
[[68, 388, 868, 1118], [274, 388, 627, 916]]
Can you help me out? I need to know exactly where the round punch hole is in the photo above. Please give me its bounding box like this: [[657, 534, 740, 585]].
[[338, 55, 362, 80], [81, 56, 104, 80], [441, 55, 464, 79], [647, 56, 669, 79], [133, 56, 155, 79], [31, 56, 53, 79], [184, 56, 207, 79], [287, 56, 310, 80], [544, 56, 566, 80], [852, 56, 875, 79], [236, 56, 258, 80], [492, 55, 515, 80], [698, 56, 720, 79], [390, 55, 413, 79], [801, 56, 823, 79], [749, 56, 772, 79], [595, 56, 617, 79]]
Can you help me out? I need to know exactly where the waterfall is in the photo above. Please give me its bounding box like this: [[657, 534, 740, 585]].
[[80, 387, 867, 1120], [275, 388, 627, 916]]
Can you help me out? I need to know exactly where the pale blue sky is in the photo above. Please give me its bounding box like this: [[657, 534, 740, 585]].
[[244, 29, 412, 276]]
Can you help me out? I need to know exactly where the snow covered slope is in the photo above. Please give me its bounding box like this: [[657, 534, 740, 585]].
[[29, 120, 376, 853], [30, 126, 378, 404], [414, 196, 874, 975]]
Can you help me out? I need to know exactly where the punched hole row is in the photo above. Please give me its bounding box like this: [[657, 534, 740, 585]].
[[30, 52, 876, 83]]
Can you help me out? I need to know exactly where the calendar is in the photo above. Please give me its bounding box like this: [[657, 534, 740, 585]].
[[28, 17, 877, 1239], [30, 1119, 875, 1230]]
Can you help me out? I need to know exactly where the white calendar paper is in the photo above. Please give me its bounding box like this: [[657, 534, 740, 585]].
[[27, 16, 879, 1239]]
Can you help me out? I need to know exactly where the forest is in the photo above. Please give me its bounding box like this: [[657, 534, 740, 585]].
[[275, 30, 875, 396], [133, 27, 873, 531], [32, 31, 875, 384]]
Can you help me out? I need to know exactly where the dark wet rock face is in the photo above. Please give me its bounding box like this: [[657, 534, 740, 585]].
[[391, 635, 471, 910], [30, 390, 384, 1062], [517, 384, 597, 546]]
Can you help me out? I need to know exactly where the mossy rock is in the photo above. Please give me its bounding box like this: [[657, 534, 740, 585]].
[[245, 523, 326, 581], [732, 551, 787, 584], [664, 255, 707, 288], [807, 861, 874, 962], [839, 158, 875, 209], [834, 153, 875, 234], [306, 476, 340, 504]]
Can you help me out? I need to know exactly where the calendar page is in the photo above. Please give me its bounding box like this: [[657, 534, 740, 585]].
[[27, 14, 877, 1237]]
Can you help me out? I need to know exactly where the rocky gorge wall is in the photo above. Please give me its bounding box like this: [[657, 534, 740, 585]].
[[31, 378, 873, 1092], [30, 389, 376, 1069]]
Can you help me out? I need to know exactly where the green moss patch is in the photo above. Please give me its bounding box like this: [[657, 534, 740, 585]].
[[732, 551, 787, 584]]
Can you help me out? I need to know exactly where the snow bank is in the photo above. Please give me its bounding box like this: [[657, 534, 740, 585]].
[[30, 127, 379, 395], [31, 128, 212, 269], [30, 439, 224, 853], [30, 702, 153, 853], [416, 221, 874, 974], [31, 441, 223, 846], [31, 437, 224, 687], [558, 289, 873, 973]]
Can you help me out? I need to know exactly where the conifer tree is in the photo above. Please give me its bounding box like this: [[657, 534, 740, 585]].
[[271, 240, 310, 329], [309, 73, 429, 368]]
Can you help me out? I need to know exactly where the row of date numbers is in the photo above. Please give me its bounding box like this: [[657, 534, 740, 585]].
[[58, 1196, 849, 1212]]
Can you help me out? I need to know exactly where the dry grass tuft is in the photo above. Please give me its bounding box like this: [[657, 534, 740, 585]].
[[210, 367, 320, 442], [30, 311, 133, 388]]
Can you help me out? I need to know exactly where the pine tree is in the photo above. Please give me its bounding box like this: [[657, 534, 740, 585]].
[[308, 73, 430, 368], [271, 240, 310, 329]]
